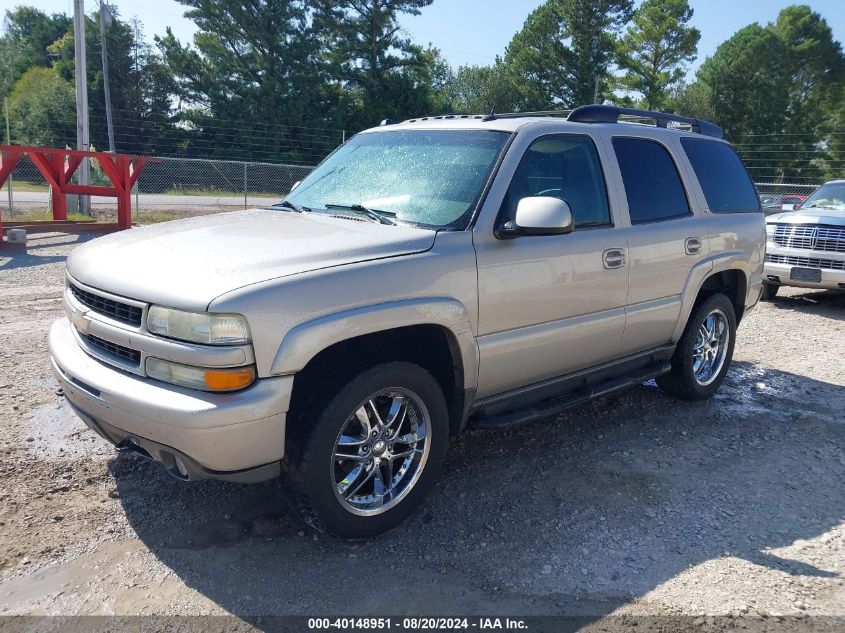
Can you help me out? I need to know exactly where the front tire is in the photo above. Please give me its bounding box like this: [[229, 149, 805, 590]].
[[657, 293, 737, 400], [288, 362, 448, 538]]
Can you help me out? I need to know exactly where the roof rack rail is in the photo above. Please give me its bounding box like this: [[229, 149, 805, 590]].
[[482, 109, 572, 121], [400, 110, 574, 124], [402, 113, 486, 124], [567, 104, 723, 139]]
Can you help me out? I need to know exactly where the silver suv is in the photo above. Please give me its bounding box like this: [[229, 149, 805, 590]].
[[762, 180, 845, 299], [48, 105, 765, 537]]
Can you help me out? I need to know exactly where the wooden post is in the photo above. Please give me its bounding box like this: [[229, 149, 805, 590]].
[[51, 186, 68, 221]]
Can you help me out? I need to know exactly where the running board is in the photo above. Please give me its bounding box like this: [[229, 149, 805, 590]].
[[471, 361, 671, 430]]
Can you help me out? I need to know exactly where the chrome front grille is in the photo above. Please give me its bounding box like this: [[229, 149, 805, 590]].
[[766, 253, 845, 270], [69, 282, 143, 327], [773, 223, 845, 253], [79, 333, 142, 366], [816, 226, 845, 253]]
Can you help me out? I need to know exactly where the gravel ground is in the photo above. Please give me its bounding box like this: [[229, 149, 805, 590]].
[[0, 232, 843, 623]]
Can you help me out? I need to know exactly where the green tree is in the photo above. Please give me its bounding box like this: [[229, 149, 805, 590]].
[[313, 0, 438, 126], [560, 0, 634, 105], [671, 81, 715, 121], [503, 0, 632, 109], [696, 6, 845, 181], [616, 0, 700, 109], [8, 66, 75, 146], [443, 62, 522, 114], [503, 2, 571, 110], [1, 7, 71, 97], [158, 0, 329, 162], [774, 5, 845, 181], [46, 8, 177, 155]]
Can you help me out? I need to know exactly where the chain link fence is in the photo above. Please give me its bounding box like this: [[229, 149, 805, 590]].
[[756, 183, 820, 216], [0, 156, 315, 223], [0, 155, 823, 223]]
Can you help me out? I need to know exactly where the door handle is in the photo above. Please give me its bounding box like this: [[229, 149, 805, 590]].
[[602, 248, 627, 269], [685, 237, 702, 255]]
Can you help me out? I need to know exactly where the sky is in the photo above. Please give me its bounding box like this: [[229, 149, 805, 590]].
[[7, 0, 845, 81]]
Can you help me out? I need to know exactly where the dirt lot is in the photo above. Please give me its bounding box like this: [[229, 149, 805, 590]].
[[1, 232, 843, 622]]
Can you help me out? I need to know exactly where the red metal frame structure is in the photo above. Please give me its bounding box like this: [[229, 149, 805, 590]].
[[0, 145, 157, 238]]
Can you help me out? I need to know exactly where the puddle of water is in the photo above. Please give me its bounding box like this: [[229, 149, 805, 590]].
[[716, 364, 845, 425], [24, 398, 112, 460]]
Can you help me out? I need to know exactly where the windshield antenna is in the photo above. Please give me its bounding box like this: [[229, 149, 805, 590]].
[[482, 107, 496, 122]]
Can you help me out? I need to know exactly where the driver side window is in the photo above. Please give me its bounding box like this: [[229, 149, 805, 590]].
[[502, 135, 611, 228]]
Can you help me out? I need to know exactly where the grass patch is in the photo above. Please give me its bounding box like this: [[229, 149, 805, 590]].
[[163, 188, 280, 198], [4, 182, 283, 198], [165, 188, 245, 198], [3, 181, 49, 193], [134, 212, 182, 224], [7, 211, 95, 222]]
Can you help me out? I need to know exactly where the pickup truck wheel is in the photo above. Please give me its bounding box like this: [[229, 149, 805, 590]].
[[656, 294, 736, 401], [760, 282, 779, 301], [289, 362, 448, 538]]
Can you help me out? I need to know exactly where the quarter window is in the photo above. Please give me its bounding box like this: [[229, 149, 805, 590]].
[[680, 138, 760, 213], [613, 137, 690, 223], [502, 135, 611, 228]]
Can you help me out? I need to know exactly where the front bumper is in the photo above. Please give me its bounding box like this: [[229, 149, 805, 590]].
[[764, 249, 845, 290], [49, 317, 293, 481]]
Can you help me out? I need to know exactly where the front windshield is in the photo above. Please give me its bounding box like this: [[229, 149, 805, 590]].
[[283, 129, 510, 230], [801, 182, 845, 210]]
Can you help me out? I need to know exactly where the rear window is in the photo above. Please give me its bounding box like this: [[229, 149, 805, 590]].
[[612, 137, 690, 224], [680, 138, 760, 213]]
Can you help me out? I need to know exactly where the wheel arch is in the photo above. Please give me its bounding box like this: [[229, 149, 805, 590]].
[[673, 255, 750, 342], [275, 299, 478, 439]]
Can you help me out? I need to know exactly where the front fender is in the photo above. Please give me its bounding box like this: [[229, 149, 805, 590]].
[[269, 297, 479, 389]]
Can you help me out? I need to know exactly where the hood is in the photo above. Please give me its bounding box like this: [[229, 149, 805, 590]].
[[67, 209, 436, 311], [765, 207, 845, 225]]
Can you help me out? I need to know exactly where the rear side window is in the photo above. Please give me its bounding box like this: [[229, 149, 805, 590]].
[[613, 137, 690, 224], [681, 138, 761, 213]]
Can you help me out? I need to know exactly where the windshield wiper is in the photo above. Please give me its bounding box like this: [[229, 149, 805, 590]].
[[323, 203, 397, 225], [270, 200, 312, 213]]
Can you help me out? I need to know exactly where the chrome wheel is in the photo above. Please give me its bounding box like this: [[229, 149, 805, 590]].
[[331, 388, 430, 516], [693, 308, 730, 386]]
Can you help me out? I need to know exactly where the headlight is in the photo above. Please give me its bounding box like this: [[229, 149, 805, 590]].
[[765, 224, 775, 239], [147, 306, 250, 345], [146, 357, 256, 392]]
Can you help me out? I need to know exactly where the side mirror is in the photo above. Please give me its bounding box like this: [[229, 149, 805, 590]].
[[497, 196, 574, 239]]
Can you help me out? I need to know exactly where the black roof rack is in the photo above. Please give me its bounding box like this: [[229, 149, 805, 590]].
[[396, 105, 723, 138], [567, 104, 723, 139], [481, 109, 572, 121], [402, 113, 486, 124]]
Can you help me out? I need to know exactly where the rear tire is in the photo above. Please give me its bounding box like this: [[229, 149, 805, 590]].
[[287, 361, 448, 538], [761, 282, 780, 301], [657, 293, 736, 401]]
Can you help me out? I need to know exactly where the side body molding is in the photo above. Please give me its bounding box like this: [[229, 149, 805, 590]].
[[671, 251, 751, 342], [270, 297, 479, 388]]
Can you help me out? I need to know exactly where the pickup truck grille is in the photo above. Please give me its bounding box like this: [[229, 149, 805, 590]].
[[79, 332, 142, 365], [766, 253, 845, 271], [773, 224, 845, 253], [69, 282, 143, 327]]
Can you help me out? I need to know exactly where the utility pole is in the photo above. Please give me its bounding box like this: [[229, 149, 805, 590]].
[[99, 0, 115, 153], [4, 97, 12, 215], [73, 0, 91, 214]]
